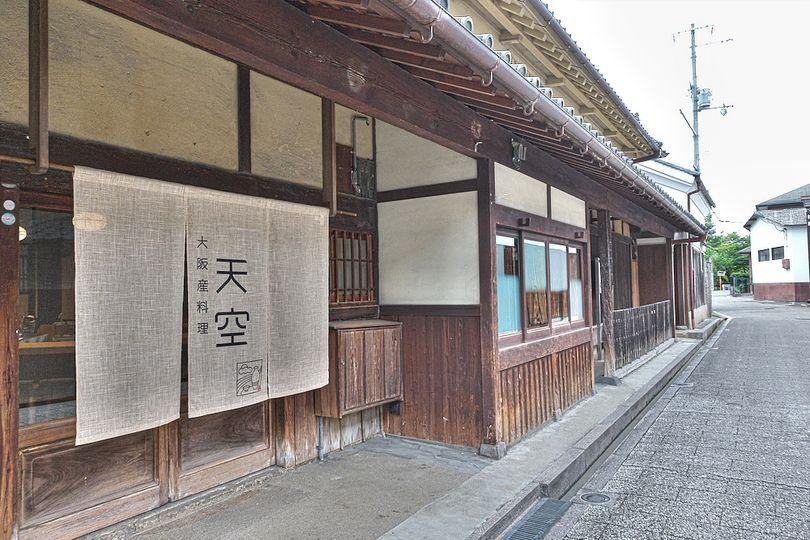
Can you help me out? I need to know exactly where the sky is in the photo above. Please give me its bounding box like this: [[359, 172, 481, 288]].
[[545, 0, 810, 234]]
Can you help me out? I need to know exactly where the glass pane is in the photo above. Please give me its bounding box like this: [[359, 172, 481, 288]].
[[568, 247, 584, 322], [523, 239, 548, 328], [18, 209, 76, 426], [549, 243, 569, 323], [497, 235, 521, 335]]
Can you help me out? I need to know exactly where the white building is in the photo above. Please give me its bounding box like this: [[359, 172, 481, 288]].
[[745, 184, 810, 302]]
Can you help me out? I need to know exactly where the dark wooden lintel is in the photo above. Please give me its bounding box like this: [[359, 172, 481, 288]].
[[493, 204, 586, 241], [0, 122, 324, 206], [377, 178, 477, 202], [379, 305, 480, 317]]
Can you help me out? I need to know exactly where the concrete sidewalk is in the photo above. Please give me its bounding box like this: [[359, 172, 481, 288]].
[[90, 323, 722, 540]]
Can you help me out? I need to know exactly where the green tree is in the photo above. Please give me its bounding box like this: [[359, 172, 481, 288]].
[[705, 231, 750, 285]]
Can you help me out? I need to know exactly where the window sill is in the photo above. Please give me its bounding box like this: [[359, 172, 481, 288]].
[[498, 326, 591, 370]]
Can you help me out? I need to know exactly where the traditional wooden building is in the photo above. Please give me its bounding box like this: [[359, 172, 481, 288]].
[[639, 159, 715, 328], [0, 0, 705, 537]]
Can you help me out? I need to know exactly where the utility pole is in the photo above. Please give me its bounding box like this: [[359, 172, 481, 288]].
[[689, 24, 700, 173], [674, 24, 733, 176]]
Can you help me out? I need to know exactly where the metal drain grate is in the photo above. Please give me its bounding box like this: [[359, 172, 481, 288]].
[[504, 498, 571, 540]]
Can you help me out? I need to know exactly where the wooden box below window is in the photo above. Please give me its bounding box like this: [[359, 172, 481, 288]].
[[314, 319, 402, 418]]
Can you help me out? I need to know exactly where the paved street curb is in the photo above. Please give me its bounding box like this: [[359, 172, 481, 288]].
[[675, 315, 723, 341], [475, 318, 727, 540]]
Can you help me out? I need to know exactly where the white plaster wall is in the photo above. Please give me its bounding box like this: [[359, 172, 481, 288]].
[[749, 219, 804, 284], [48, 0, 237, 169], [375, 121, 477, 190], [251, 73, 323, 187], [0, 0, 27, 125], [378, 191, 479, 304], [550, 187, 587, 228], [494, 163, 547, 217], [787, 225, 810, 282]]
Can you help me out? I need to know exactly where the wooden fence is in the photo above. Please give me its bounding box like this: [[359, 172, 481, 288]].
[[612, 300, 673, 370]]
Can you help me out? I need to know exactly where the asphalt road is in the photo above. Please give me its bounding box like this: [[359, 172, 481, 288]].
[[547, 295, 810, 540]]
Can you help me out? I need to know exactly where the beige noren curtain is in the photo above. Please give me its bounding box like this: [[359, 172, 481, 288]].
[[73, 167, 186, 445]]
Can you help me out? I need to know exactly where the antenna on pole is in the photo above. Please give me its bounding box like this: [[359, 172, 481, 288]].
[[673, 24, 734, 175]]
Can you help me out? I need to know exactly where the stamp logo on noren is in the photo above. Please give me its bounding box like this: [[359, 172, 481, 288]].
[[236, 359, 263, 396]]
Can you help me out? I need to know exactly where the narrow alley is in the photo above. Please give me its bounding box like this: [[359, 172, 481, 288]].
[[547, 295, 810, 540]]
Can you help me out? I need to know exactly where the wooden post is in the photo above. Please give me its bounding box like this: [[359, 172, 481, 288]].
[[28, 0, 49, 173], [0, 181, 20, 539], [274, 396, 296, 468], [477, 158, 502, 455], [236, 65, 252, 173], [594, 209, 615, 376], [321, 98, 337, 216], [665, 238, 676, 338]]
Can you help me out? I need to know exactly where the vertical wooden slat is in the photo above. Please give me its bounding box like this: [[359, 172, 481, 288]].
[[0, 182, 20, 539]]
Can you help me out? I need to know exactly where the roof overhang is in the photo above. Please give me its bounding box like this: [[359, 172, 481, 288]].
[[294, 0, 702, 234]]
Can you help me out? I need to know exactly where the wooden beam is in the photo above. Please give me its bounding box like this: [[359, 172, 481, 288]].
[[379, 49, 475, 79], [594, 208, 615, 376], [344, 28, 446, 59], [477, 158, 501, 448], [305, 5, 410, 37], [236, 65, 251, 173], [377, 178, 477, 202], [0, 180, 20, 539], [28, 0, 48, 174]]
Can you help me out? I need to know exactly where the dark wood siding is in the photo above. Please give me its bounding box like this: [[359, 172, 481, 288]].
[[637, 244, 670, 305], [612, 234, 633, 310], [382, 310, 484, 448], [499, 342, 592, 443]]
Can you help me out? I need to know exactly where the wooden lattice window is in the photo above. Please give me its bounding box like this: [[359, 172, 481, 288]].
[[329, 229, 376, 305]]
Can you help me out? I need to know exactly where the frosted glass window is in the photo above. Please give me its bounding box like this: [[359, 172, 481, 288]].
[[549, 244, 569, 324], [523, 240, 548, 328], [497, 236, 521, 335], [569, 247, 584, 322]]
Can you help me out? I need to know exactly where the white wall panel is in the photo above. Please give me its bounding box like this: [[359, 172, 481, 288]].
[[378, 192, 479, 304], [550, 187, 587, 228], [494, 163, 547, 217], [375, 122, 477, 190]]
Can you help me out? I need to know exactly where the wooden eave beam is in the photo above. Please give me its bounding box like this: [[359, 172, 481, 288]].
[[378, 49, 476, 79], [305, 5, 411, 37], [343, 28, 446, 59], [431, 82, 520, 110]]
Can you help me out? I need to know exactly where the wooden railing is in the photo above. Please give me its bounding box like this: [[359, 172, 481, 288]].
[[612, 300, 673, 370]]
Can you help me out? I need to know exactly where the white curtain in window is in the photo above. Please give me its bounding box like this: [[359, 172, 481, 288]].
[[186, 188, 270, 417], [73, 167, 185, 445], [266, 200, 329, 397]]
